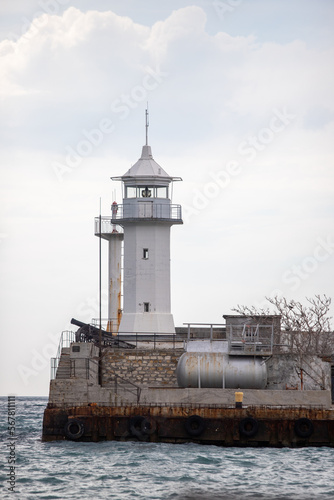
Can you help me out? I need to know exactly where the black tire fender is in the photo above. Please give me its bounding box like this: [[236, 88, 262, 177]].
[[184, 415, 206, 437], [239, 417, 259, 438], [129, 416, 156, 439], [64, 419, 85, 440], [294, 418, 314, 438]]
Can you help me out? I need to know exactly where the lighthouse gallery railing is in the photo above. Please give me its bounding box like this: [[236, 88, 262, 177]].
[[96, 203, 182, 223]]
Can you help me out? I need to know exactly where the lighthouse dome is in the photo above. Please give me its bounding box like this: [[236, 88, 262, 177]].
[[122, 145, 172, 180]]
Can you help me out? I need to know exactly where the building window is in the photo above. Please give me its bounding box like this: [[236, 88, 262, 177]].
[[143, 248, 149, 259], [156, 186, 169, 198], [125, 186, 137, 198], [125, 185, 169, 198], [144, 302, 150, 312]]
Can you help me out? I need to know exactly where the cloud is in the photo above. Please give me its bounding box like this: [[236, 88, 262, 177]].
[[4, 8, 333, 192], [1, 5, 333, 242], [1, 5, 333, 153]]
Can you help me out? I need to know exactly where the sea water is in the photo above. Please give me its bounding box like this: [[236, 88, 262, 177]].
[[1, 397, 334, 500]]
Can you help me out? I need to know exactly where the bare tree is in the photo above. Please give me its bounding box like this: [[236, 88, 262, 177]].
[[232, 294, 333, 356]]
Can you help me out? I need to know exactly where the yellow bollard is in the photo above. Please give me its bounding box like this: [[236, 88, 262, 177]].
[[235, 391, 243, 409]]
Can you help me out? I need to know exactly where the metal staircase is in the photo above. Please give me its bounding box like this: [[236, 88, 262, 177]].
[[50, 329, 141, 404]]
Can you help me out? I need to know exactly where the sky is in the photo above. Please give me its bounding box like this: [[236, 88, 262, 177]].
[[1, 0, 334, 396]]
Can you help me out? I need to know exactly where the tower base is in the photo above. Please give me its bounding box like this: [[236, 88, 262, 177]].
[[118, 312, 175, 334]]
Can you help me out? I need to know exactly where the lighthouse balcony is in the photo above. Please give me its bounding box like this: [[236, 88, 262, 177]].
[[94, 218, 124, 239], [96, 203, 183, 225]]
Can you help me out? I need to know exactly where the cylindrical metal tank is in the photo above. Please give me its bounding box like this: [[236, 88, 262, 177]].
[[176, 353, 267, 389]]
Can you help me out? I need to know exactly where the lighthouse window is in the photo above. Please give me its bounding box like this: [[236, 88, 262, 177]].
[[126, 186, 137, 198], [144, 302, 150, 312], [126, 185, 168, 198], [156, 186, 168, 198], [143, 248, 149, 259]]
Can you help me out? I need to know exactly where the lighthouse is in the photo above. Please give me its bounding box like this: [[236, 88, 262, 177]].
[[97, 110, 182, 334]]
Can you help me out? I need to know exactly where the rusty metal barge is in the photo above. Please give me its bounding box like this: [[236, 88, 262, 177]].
[[42, 114, 334, 446]]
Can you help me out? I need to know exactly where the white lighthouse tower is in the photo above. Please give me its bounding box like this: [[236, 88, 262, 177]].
[[98, 111, 182, 334]]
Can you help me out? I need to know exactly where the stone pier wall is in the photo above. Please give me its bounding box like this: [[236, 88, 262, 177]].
[[101, 347, 331, 392], [102, 348, 184, 387]]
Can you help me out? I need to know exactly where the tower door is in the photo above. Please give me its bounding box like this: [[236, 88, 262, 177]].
[[138, 201, 153, 218]]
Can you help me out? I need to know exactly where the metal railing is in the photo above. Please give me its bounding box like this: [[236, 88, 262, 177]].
[[50, 358, 59, 381], [116, 333, 185, 350], [70, 358, 92, 379], [183, 323, 226, 341], [91, 318, 121, 333], [94, 218, 124, 236], [70, 321, 276, 354], [95, 203, 182, 227], [88, 328, 187, 350], [227, 324, 274, 355], [181, 322, 275, 355], [107, 369, 142, 404], [51, 353, 142, 403], [50, 330, 76, 380]]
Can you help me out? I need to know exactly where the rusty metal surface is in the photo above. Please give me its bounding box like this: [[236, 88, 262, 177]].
[[42, 405, 334, 446]]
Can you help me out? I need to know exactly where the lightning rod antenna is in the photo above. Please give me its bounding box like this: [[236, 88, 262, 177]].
[[145, 104, 149, 146]]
